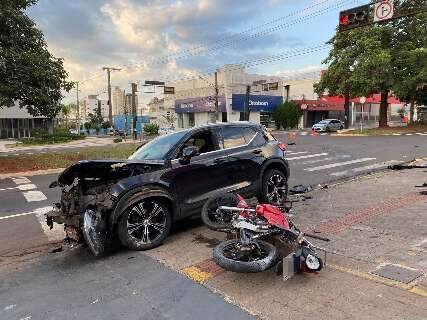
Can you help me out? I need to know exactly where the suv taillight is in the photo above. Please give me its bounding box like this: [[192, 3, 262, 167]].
[[278, 143, 286, 151]]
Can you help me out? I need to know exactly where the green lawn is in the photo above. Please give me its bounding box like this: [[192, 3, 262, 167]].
[[0, 143, 141, 174]]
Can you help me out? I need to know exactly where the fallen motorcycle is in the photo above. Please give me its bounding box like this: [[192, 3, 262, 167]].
[[201, 193, 326, 274]]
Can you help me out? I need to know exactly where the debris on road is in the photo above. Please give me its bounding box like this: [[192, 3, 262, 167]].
[[389, 158, 427, 170], [289, 184, 313, 194]]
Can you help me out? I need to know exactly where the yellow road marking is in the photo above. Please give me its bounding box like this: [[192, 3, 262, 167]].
[[329, 264, 427, 298], [181, 266, 213, 283]]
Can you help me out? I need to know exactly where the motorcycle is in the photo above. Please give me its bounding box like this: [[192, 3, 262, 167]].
[[201, 193, 326, 274]]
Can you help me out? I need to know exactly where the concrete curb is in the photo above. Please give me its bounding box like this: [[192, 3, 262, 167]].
[[0, 168, 65, 179]]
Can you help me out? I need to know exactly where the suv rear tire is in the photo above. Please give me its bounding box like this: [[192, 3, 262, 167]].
[[259, 169, 288, 205]]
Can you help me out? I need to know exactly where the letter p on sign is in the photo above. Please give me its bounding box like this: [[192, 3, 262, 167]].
[[374, 1, 394, 22]]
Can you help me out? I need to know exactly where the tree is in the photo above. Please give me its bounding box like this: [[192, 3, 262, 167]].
[[60, 103, 75, 128], [0, 0, 73, 118], [315, 1, 427, 128], [88, 108, 103, 134], [315, 25, 395, 127], [272, 102, 303, 130], [391, 0, 427, 123], [161, 112, 177, 128]]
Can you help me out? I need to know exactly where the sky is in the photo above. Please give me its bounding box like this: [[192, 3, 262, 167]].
[[27, 0, 367, 102]]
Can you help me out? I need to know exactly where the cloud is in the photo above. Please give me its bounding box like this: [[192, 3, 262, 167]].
[[26, 0, 327, 102]]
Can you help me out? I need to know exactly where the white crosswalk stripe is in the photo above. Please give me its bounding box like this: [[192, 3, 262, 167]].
[[285, 151, 308, 156], [330, 160, 400, 177], [301, 155, 351, 165], [304, 158, 376, 172], [287, 153, 328, 161]]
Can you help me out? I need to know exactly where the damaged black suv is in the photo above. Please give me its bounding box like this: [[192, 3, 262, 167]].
[[47, 122, 289, 256]]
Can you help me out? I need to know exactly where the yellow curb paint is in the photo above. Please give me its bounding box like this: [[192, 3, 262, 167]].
[[329, 264, 411, 290], [408, 287, 427, 297], [329, 264, 427, 298], [181, 266, 213, 283]]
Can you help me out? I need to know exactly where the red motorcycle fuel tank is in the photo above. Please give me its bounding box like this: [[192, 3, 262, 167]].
[[255, 204, 290, 229]]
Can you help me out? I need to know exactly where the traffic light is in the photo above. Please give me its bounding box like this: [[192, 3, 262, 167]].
[[339, 4, 370, 31]]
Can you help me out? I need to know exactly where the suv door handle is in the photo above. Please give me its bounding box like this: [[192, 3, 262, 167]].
[[253, 149, 262, 154], [214, 157, 228, 164]]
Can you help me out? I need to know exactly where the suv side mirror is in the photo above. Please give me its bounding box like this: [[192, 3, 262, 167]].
[[180, 146, 199, 164]]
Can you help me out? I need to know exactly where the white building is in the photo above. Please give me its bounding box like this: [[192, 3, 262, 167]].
[[83, 95, 109, 121], [112, 86, 125, 116], [166, 64, 318, 128]]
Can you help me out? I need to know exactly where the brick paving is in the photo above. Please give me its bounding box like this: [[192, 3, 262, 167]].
[[312, 192, 427, 235]]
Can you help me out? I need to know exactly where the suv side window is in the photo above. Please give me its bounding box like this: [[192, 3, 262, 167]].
[[242, 127, 266, 147], [176, 130, 217, 158], [221, 127, 246, 149]]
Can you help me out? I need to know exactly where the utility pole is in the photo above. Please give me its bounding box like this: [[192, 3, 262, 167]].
[[131, 83, 138, 140], [72, 81, 81, 135], [245, 85, 251, 121], [102, 66, 121, 124], [214, 71, 219, 123]]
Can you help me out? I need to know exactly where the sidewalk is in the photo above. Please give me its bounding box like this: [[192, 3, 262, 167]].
[[144, 168, 427, 319]]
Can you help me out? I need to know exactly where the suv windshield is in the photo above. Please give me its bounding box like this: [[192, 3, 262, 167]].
[[129, 131, 187, 160], [318, 120, 330, 124]]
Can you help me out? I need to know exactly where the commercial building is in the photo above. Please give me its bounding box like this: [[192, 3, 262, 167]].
[[0, 102, 57, 139], [167, 64, 292, 128], [293, 94, 406, 128]]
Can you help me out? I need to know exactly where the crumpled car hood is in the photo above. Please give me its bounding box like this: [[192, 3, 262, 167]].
[[57, 159, 166, 186]]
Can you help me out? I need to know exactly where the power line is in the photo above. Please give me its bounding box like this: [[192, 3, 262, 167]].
[[75, 0, 351, 89]]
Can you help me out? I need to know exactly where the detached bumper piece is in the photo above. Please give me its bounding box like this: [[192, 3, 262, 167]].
[[83, 209, 107, 257]]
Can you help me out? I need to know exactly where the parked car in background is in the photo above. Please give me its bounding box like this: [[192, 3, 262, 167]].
[[158, 126, 175, 136], [312, 119, 344, 132], [69, 129, 78, 135], [47, 122, 290, 256], [109, 129, 127, 136]]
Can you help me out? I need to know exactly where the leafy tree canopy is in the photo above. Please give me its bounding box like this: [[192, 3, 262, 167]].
[[0, 0, 73, 118], [272, 101, 303, 130], [314, 1, 427, 126]]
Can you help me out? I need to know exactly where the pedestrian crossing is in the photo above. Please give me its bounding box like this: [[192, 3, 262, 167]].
[[286, 149, 398, 178]]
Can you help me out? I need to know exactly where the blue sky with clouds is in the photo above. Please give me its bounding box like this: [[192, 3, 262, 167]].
[[27, 0, 366, 100]]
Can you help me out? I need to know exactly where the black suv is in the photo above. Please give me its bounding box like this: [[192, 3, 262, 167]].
[[47, 122, 289, 256]]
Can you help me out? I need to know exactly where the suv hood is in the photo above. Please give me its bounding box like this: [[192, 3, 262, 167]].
[[57, 159, 166, 186]]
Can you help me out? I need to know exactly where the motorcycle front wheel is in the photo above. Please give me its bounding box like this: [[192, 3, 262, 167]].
[[213, 239, 279, 273]]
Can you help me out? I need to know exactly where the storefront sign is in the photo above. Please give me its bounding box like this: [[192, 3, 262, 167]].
[[232, 94, 282, 112], [175, 96, 226, 113]]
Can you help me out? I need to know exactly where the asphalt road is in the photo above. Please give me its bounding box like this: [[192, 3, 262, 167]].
[[0, 134, 426, 319]]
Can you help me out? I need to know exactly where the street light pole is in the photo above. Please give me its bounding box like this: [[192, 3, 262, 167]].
[[102, 66, 121, 124], [72, 81, 80, 135], [214, 71, 219, 123]]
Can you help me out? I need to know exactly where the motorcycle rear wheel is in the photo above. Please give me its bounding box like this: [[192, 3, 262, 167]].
[[201, 193, 239, 231], [213, 239, 279, 273]]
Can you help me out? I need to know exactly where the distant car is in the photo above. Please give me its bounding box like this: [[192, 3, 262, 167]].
[[312, 119, 344, 132], [109, 129, 126, 136], [69, 129, 78, 135]]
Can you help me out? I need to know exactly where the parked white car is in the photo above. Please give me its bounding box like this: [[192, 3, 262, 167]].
[[312, 119, 344, 132]]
